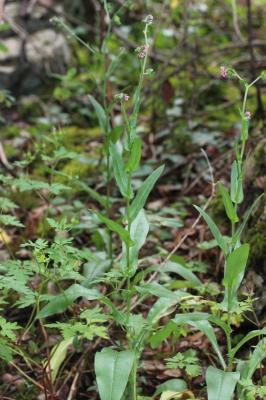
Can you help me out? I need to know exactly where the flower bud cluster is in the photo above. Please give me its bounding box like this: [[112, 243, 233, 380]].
[[136, 44, 149, 59], [114, 93, 130, 102]]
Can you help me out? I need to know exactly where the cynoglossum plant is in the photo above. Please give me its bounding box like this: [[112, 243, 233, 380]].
[[51, 1, 130, 264], [168, 67, 266, 400]]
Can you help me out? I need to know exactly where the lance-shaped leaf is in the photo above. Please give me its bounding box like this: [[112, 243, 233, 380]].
[[218, 183, 239, 223], [88, 95, 108, 134], [194, 205, 227, 254], [147, 292, 188, 325], [206, 366, 239, 400], [230, 327, 266, 359], [96, 212, 134, 246], [110, 143, 132, 199], [230, 161, 243, 204], [126, 136, 142, 172], [223, 244, 249, 310], [128, 165, 164, 222], [172, 314, 226, 369], [95, 348, 135, 400]]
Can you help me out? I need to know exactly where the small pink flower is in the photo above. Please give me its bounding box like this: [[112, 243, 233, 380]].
[[220, 66, 227, 78], [137, 44, 149, 59], [245, 111, 251, 119], [124, 94, 130, 102]]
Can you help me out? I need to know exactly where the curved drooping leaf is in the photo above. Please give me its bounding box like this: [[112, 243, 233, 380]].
[[194, 205, 227, 254], [147, 292, 188, 325], [96, 212, 134, 246], [88, 95, 108, 134], [172, 314, 226, 369], [206, 366, 239, 400], [95, 348, 135, 400], [230, 327, 266, 359], [48, 338, 73, 383], [163, 261, 203, 287], [37, 284, 100, 319]]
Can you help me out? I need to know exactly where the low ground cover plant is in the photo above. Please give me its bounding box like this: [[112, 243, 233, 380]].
[[0, 6, 265, 400]]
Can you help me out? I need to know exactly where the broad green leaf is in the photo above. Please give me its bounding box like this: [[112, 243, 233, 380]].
[[163, 261, 202, 287], [48, 338, 73, 383], [128, 165, 164, 222], [95, 348, 135, 400], [218, 183, 239, 223], [110, 143, 132, 199], [88, 95, 108, 134], [126, 136, 142, 172], [172, 314, 226, 369], [206, 366, 239, 400], [121, 209, 149, 274], [194, 205, 227, 254], [230, 161, 243, 204], [223, 244, 249, 310], [96, 212, 134, 246], [230, 327, 266, 359], [155, 379, 187, 396], [37, 284, 100, 319], [224, 244, 250, 288]]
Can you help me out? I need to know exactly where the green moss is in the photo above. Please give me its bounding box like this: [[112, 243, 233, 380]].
[[3, 143, 19, 158], [246, 217, 266, 269], [18, 96, 43, 120], [61, 126, 101, 151]]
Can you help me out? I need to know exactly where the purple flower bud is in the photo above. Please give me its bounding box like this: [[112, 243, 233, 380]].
[[220, 66, 227, 78], [124, 94, 130, 102], [245, 111, 251, 119]]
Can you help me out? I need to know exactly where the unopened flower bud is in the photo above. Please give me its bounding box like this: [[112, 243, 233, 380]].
[[144, 15, 153, 25], [245, 111, 251, 119], [124, 94, 130, 102]]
